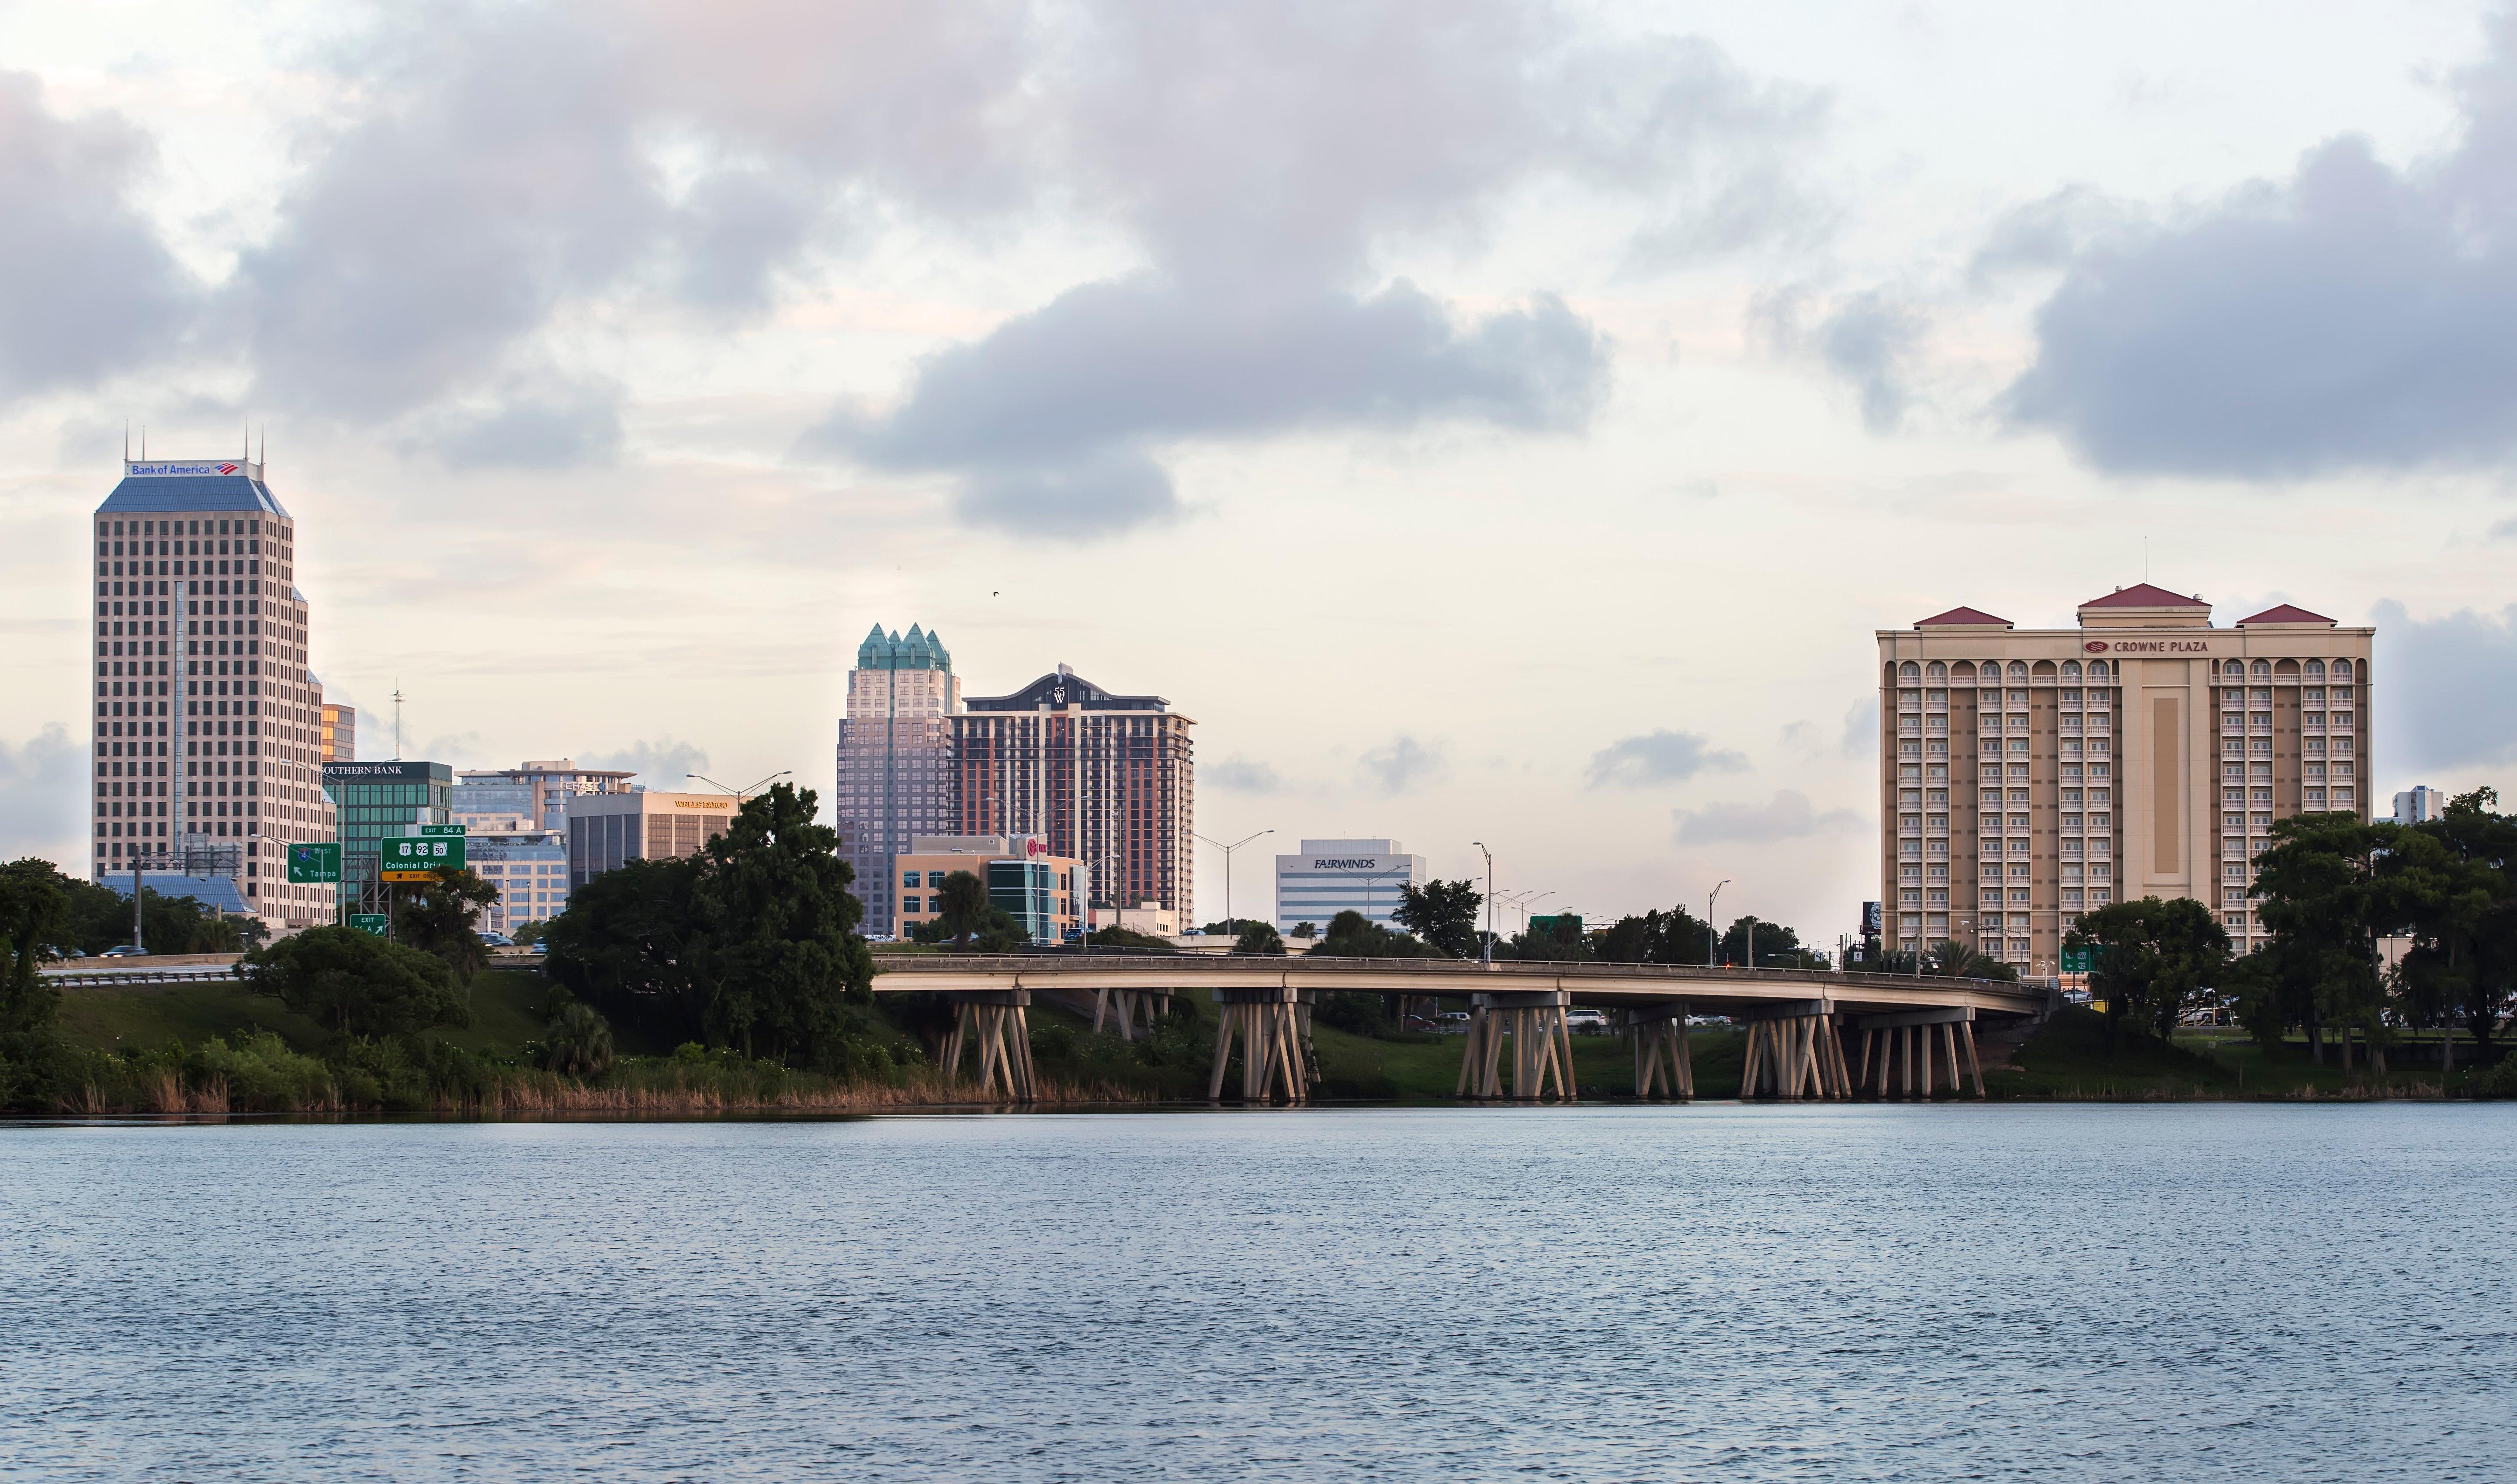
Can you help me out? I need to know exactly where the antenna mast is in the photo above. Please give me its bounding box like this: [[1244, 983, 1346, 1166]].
[[394, 688, 404, 760]]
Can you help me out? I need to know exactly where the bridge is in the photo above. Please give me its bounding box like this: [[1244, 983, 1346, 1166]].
[[874, 954, 2047, 1105]]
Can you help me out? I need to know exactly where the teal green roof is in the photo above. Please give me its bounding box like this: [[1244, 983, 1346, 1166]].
[[855, 621, 951, 673]]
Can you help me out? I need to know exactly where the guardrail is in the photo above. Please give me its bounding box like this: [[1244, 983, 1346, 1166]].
[[44, 966, 247, 988], [874, 951, 2024, 993]]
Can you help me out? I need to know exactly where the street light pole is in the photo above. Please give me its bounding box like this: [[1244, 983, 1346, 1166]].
[[689, 770, 790, 799], [1471, 841, 1493, 964], [1193, 829, 1273, 939], [1709, 879, 1731, 967]]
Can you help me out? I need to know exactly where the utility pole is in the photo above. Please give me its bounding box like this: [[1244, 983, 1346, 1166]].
[[392, 687, 404, 760], [1709, 879, 1730, 967], [1193, 829, 1272, 939]]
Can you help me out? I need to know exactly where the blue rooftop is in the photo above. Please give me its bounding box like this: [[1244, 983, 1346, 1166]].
[[97, 463, 290, 518]]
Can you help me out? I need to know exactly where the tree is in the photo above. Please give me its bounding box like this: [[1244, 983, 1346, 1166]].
[[1087, 926, 1173, 951], [1596, 905, 1719, 965], [1317, 909, 1435, 958], [1289, 921, 1317, 940], [2064, 897, 2229, 1050], [931, 870, 992, 947], [249, 926, 469, 1040], [1501, 914, 1591, 962], [0, 859, 71, 1035], [1721, 915, 1805, 967], [545, 856, 705, 1044], [688, 782, 875, 1064], [2385, 788, 2517, 1063], [1233, 921, 1285, 955], [544, 1002, 616, 1077], [398, 866, 500, 985], [1395, 880, 1483, 959], [2250, 813, 2392, 1064]]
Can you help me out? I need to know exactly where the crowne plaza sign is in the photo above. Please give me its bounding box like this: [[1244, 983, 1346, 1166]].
[[2084, 639, 2212, 653]]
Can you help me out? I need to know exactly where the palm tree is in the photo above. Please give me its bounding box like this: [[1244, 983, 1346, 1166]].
[[546, 1002, 616, 1077]]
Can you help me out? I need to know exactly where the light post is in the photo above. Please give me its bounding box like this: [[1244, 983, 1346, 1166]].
[[1358, 863, 1408, 932], [689, 770, 790, 799], [1708, 879, 1731, 967], [1193, 829, 1272, 939], [1471, 841, 1494, 965]]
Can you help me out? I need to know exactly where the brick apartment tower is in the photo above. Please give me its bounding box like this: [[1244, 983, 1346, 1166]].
[[92, 456, 336, 926], [1878, 585, 2372, 975], [950, 664, 1194, 925]]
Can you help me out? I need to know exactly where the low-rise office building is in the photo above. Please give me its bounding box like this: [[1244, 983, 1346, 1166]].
[[468, 828, 571, 933], [566, 790, 738, 885], [1273, 839, 1425, 935], [458, 759, 637, 832], [893, 834, 1085, 943]]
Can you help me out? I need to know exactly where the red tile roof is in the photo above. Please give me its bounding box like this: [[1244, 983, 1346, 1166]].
[[2080, 583, 2208, 609], [1914, 605, 2012, 628], [2236, 603, 2335, 626]]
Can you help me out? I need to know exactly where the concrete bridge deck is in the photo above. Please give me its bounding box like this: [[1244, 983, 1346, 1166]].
[[876, 953, 2045, 1103]]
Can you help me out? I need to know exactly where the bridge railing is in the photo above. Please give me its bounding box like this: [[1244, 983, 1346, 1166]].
[[872, 951, 2020, 993]]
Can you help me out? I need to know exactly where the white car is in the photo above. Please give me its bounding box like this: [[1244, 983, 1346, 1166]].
[[1564, 1009, 1611, 1034]]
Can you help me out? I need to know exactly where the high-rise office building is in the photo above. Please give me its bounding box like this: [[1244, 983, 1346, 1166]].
[[92, 456, 335, 926], [950, 663, 1194, 922], [836, 624, 961, 933], [2393, 785, 2447, 825], [319, 701, 355, 763], [1877, 586, 2372, 972]]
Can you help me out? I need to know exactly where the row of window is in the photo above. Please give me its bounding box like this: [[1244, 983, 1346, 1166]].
[[1897, 661, 2118, 683]]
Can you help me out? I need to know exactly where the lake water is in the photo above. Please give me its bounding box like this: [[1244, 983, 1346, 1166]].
[[3, 1105, 2512, 1481]]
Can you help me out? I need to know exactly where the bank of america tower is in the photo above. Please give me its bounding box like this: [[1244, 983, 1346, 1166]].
[[91, 456, 336, 925]]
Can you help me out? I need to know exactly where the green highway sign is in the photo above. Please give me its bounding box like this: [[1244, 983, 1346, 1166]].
[[420, 824, 466, 837], [2061, 945, 2100, 973], [380, 835, 467, 881], [349, 914, 389, 936], [286, 842, 341, 884]]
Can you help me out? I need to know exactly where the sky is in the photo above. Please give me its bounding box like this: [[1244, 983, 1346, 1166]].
[[5, 0, 2517, 943]]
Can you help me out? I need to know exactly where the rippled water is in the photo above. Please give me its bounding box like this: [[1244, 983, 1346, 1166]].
[[4, 1106, 2512, 1481]]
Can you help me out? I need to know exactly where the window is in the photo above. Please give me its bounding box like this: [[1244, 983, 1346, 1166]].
[[903, 897, 922, 913], [927, 870, 946, 887], [902, 870, 919, 888]]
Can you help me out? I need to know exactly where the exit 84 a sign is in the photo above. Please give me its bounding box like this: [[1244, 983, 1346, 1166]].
[[380, 835, 467, 881]]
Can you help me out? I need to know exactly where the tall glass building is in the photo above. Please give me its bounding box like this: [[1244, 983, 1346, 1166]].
[[836, 623, 961, 932], [322, 760, 454, 911], [91, 455, 336, 925]]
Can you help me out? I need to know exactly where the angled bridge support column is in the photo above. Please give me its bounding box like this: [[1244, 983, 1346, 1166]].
[[1210, 987, 1315, 1104], [938, 989, 1037, 1102], [1848, 1006, 1983, 1099], [1732, 999, 1853, 1101], [1625, 999, 1694, 1100], [1456, 990, 1576, 1101]]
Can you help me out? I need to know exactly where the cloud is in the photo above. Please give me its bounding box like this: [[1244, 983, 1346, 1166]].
[[1584, 729, 1747, 788], [1360, 735, 1449, 795], [2372, 600, 2517, 771], [814, 277, 1603, 534], [1754, 286, 1928, 435], [0, 74, 200, 403], [2488, 515, 2517, 543], [1839, 697, 1879, 760], [582, 737, 714, 792], [406, 371, 626, 470], [1671, 789, 1862, 844], [2004, 14, 2517, 477], [0, 725, 84, 864], [1207, 756, 1286, 794]]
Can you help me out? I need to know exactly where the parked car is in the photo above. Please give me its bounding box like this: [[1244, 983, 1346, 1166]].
[[527, 940, 548, 956], [1437, 1011, 1472, 1034], [1564, 1009, 1611, 1035], [102, 944, 145, 958], [476, 931, 515, 948]]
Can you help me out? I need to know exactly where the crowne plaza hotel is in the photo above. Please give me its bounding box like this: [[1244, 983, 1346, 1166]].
[[1879, 584, 2373, 974]]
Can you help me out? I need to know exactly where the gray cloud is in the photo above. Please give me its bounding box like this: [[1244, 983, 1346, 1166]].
[[1754, 286, 1926, 435], [2372, 600, 2517, 771], [407, 372, 626, 470], [1206, 756, 1286, 794], [1671, 789, 1862, 844], [1360, 735, 1449, 795], [2004, 15, 2517, 477], [0, 724, 83, 863], [582, 737, 714, 792], [0, 74, 199, 403], [1839, 697, 1879, 760], [814, 277, 1602, 534], [2490, 516, 2517, 543], [1584, 729, 1748, 789]]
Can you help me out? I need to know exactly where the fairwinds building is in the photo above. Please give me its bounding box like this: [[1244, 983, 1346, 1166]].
[[1878, 584, 2372, 973]]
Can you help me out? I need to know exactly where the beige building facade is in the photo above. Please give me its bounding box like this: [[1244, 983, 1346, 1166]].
[[1879, 584, 2372, 974], [891, 834, 1085, 943], [565, 790, 738, 885]]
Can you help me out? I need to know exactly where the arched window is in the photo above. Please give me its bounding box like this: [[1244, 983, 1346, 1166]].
[[2251, 659, 2271, 679], [1926, 661, 1946, 681], [2007, 661, 2028, 683], [2223, 660, 2244, 679], [2088, 660, 2110, 681], [1900, 661, 1920, 682], [2063, 660, 2082, 681], [2305, 659, 2326, 680]]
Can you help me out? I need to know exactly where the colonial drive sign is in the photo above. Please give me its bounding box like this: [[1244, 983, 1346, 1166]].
[[380, 835, 466, 880], [286, 842, 341, 884], [349, 914, 389, 936]]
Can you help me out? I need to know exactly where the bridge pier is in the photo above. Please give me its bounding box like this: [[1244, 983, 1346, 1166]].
[[938, 990, 1037, 1101], [1210, 987, 1315, 1104], [1733, 1000, 1852, 1101], [1456, 991, 1576, 1101], [1850, 1007, 1983, 1099], [1626, 1001, 1694, 1100], [1091, 987, 1172, 1041]]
